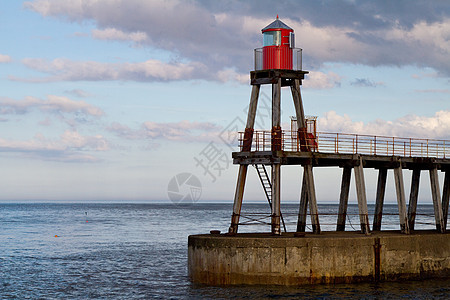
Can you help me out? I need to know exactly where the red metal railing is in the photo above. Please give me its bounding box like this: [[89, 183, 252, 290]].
[[238, 130, 450, 158]]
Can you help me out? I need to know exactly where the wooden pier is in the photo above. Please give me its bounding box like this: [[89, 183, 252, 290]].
[[228, 69, 449, 235], [189, 19, 450, 285]]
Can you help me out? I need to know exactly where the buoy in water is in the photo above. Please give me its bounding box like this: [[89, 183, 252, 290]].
[[54, 235, 58, 237]]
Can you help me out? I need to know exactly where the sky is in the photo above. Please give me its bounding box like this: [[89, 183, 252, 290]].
[[0, 0, 449, 204]]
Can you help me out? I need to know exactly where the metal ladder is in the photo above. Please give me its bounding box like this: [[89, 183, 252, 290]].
[[253, 164, 287, 232]]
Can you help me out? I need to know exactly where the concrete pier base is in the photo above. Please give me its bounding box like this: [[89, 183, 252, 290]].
[[188, 231, 450, 285]]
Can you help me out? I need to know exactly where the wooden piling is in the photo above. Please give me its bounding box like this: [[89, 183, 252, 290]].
[[337, 167, 351, 231], [373, 168, 387, 231], [271, 78, 282, 235], [296, 174, 308, 232], [354, 156, 370, 234], [393, 163, 410, 234], [429, 167, 445, 233], [442, 170, 450, 229], [229, 165, 248, 234], [228, 85, 260, 234], [304, 164, 320, 233], [408, 169, 421, 231]]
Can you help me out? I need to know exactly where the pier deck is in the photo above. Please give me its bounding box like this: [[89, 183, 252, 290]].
[[233, 151, 450, 170]]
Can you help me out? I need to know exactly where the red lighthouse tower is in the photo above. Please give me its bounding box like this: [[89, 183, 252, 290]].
[[229, 17, 310, 236], [262, 15, 294, 69]]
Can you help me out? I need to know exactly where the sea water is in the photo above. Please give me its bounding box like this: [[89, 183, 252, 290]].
[[0, 203, 449, 299]]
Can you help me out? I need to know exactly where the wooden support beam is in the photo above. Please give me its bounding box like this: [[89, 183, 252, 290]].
[[246, 85, 260, 128], [304, 164, 320, 233], [228, 85, 260, 234], [394, 164, 410, 234], [272, 78, 281, 131], [229, 165, 248, 234], [271, 79, 282, 235], [354, 157, 370, 234], [296, 174, 308, 232], [290, 79, 306, 129], [442, 170, 450, 229], [429, 167, 445, 233], [408, 169, 421, 231], [337, 167, 352, 231], [373, 168, 387, 231], [272, 164, 281, 235]]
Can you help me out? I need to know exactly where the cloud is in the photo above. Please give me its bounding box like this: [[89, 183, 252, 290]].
[[65, 89, 90, 98], [351, 78, 384, 87], [0, 54, 11, 63], [414, 89, 450, 94], [303, 71, 341, 89], [92, 28, 148, 42], [108, 120, 224, 143], [0, 95, 103, 116], [0, 130, 108, 162], [216, 69, 249, 84], [14, 58, 206, 82], [23, 0, 450, 81], [318, 110, 450, 139]]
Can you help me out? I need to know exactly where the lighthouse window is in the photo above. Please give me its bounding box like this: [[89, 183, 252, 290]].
[[263, 31, 281, 46]]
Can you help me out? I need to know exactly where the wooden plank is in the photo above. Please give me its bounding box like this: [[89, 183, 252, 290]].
[[429, 167, 445, 233], [271, 78, 282, 235], [394, 164, 410, 234], [245, 85, 260, 128], [229, 165, 248, 234], [408, 169, 421, 231], [271, 164, 281, 235], [250, 69, 308, 86], [272, 78, 281, 128], [373, 168, 387, 231], [290, 79, 306, 129], [304, 164, 320, 234], [296, 173, 308, 232], [337, 167, 352, 231], [229, 85, 260, 234], [442, 170, 450, 229], [354, 157, 370, 234]]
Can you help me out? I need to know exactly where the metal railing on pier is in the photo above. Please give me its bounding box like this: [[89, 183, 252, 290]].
[[238, 130, 450, 159]]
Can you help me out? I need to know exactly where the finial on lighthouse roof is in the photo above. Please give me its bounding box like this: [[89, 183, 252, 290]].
[[277, 14, 279, 19]]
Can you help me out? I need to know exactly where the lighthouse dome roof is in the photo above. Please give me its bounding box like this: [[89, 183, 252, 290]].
[[262, 17, 293, 31]]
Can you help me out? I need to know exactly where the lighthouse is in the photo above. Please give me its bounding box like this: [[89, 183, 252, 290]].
[[262, 15, 294, 69], [229, 16, 311, 235], [255, 16, 302, 71]]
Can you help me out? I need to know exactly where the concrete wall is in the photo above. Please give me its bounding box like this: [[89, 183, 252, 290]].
[[188, 231, 450, 285]]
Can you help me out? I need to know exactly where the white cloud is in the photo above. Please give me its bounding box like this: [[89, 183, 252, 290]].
[[15, 58, 206, 82], [318, 110, 450, 139], [414, 89, 450, 94], [65, 89, 90, 98], [60, 130, 108, 150], [216, 69, 249, 84], [303, 71, 342, 89], [350, 78, 384, 87], [22, 1, 450, 80], [0, 130, 109, 162], [0, 95, 103, 116], [0, 54, 11, 63], [108, 120, 224, 143], [92, 28, 148, 42]]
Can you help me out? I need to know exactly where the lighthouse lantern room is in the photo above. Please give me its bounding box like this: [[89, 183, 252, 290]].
[[255, 16, 301, 71]]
